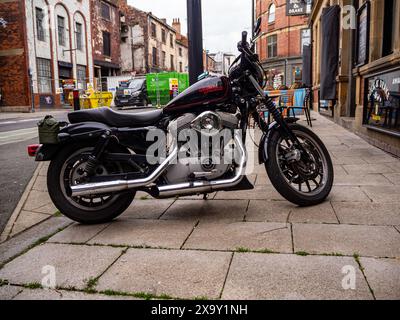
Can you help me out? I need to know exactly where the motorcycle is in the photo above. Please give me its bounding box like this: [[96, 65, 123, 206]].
[[28, 18, 333, 224]]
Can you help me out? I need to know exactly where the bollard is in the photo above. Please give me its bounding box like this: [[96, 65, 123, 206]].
[[73, 89, 80, 111]]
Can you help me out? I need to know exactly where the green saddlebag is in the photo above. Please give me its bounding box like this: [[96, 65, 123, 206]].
[[38, 115, 60, 144]]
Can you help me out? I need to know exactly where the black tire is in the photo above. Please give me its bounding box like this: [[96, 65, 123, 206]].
[[47, 143, 135, 224], [265, 123, 334, 206]]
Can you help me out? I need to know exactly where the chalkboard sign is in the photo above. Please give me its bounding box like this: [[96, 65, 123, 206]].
[[356, 2, 370, 66], [286, 0, 312, 16]]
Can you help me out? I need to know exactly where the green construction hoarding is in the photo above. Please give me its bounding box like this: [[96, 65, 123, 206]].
[[146, 72, 189, 107]]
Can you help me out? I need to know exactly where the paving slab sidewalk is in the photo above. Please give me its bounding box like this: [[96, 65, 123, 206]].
[[0, 113, 399, 300]]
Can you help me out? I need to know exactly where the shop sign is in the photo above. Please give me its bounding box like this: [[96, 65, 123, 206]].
[[62, 79, 76, 90], [365, 69, 400, 134], [356, 2, 370, 66], [169, 78, 179, 98], [286, 0, 312, 16]]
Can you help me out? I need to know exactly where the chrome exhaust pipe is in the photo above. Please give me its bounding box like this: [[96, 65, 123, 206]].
[[70, 145, 178, 197], [156, 133, 247, 198]]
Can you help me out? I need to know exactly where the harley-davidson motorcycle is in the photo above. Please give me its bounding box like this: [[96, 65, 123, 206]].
[[29, 19, 333, 224]]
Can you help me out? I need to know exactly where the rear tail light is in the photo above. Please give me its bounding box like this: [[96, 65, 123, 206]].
[[28, 144, 41, 157]]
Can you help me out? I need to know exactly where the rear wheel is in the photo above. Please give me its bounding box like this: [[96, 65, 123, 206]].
[[265, 124, 334, 206], [47, 143, 135, 224]]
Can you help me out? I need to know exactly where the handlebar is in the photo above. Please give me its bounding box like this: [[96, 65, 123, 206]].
[[241, 31, 248, 46]]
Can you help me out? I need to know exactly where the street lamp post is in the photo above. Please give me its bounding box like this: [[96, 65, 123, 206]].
[[187, 0, 204, 85], [28, 68, 35, 113]]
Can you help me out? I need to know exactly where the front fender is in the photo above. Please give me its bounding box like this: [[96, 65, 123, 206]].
[[258, 122, 278, 164], [258, 117, 298, 164]]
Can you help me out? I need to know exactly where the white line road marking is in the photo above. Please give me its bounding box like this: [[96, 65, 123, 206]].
[[0, 127, 38, 146], [0, 118, 42, 126]]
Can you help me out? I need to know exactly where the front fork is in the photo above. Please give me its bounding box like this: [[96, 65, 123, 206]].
[[248, 74, 310, 159]]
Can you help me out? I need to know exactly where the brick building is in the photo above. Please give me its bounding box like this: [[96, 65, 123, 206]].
[[209, 52, 236, 76], [203, 51, 216, 73], [173, 18, 189, 73], [0, 0, 93, 111], [90, 0, 121, 90], [255, 0, 311, 88], [0, 0, 30, 111], [118, 1, 189, 75]]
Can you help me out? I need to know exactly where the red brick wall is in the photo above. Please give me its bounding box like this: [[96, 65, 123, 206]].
[[90, 0, 121, 69], [0, 0, 30, 107], [256, 0, 309, 61]]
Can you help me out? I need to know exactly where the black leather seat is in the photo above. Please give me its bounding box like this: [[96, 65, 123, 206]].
[[68, 107, 163, 127]]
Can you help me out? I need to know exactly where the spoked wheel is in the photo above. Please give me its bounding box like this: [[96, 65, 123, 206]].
[[48, 143, 135, 224], [265, 123, 334, 206], [61, 148, 122, 211]]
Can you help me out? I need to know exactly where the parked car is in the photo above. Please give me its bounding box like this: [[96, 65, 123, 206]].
[[114, 78, 150, 109]]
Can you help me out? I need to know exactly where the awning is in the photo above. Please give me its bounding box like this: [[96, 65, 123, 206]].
[[320, 5, 340, 100]]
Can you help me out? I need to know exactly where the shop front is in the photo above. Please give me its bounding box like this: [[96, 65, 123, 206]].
[[364, 68, 400, 137]]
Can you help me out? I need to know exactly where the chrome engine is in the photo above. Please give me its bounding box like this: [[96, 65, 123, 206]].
[[164, 111, 240, 184]]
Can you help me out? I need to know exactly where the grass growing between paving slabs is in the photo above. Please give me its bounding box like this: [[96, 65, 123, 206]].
[[0, 226, 70, 270], [236, 247, 276, 254], [353, 253, 376, 299]]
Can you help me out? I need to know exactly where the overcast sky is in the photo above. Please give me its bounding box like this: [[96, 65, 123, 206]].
[[128, 0, 252, 54]]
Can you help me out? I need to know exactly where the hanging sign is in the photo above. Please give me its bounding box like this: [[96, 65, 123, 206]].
[[286, 0, 312, 16]]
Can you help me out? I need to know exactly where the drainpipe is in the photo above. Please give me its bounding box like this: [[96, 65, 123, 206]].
[[346, 0, 356, 117]]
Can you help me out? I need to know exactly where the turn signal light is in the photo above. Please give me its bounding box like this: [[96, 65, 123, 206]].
[[27, 144, 41, 157]]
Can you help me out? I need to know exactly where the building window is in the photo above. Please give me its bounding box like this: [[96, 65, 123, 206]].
[[267, 35, 277, 58], [161, 29, 166, 43], [101, 2, 111, 21], [76, 22, 83, 50], [57, 16, 65, 46], [179, 62, 183, 73], [170, 34, 174, 48], [151, 23, 157, 38], [152, 47, 158, 66], [36, 58, 52, 93], [170, 54, 174, 70], [103, 31, 111, 56], [77, 65, 86, 90], [179, 47, 183, 57], [162, 51, 166, 67], [382, 0, 396, 57], [35, 7, 45, 41], [364, 69, 400, 135], [268, 3, 276, 24]]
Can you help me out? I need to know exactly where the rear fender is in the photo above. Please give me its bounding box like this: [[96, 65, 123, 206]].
[[35, 122, 111, 161]]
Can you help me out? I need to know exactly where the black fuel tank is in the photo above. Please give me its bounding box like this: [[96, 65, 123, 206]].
[[164, 76, 231, 114]]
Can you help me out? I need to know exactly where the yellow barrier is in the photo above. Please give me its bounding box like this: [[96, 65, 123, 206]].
[[68, 91, 113, 109]]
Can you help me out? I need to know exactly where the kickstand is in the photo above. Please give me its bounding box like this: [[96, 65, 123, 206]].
[[202, 193, 208, 200]]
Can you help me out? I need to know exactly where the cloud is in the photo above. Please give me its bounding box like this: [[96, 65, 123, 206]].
[[128, 0, 252, 54]]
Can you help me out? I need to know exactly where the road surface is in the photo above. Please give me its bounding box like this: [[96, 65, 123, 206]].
[[0, 111, 68, 234]]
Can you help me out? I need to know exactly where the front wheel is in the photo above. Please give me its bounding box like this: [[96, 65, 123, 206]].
[[265, 123, 334, 206]]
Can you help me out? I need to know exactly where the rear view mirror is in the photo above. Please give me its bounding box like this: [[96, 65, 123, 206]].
[[254, 17, 262, 37]]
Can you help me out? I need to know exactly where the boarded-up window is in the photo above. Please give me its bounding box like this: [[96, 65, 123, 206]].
[[103, 31, 111, 56]]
